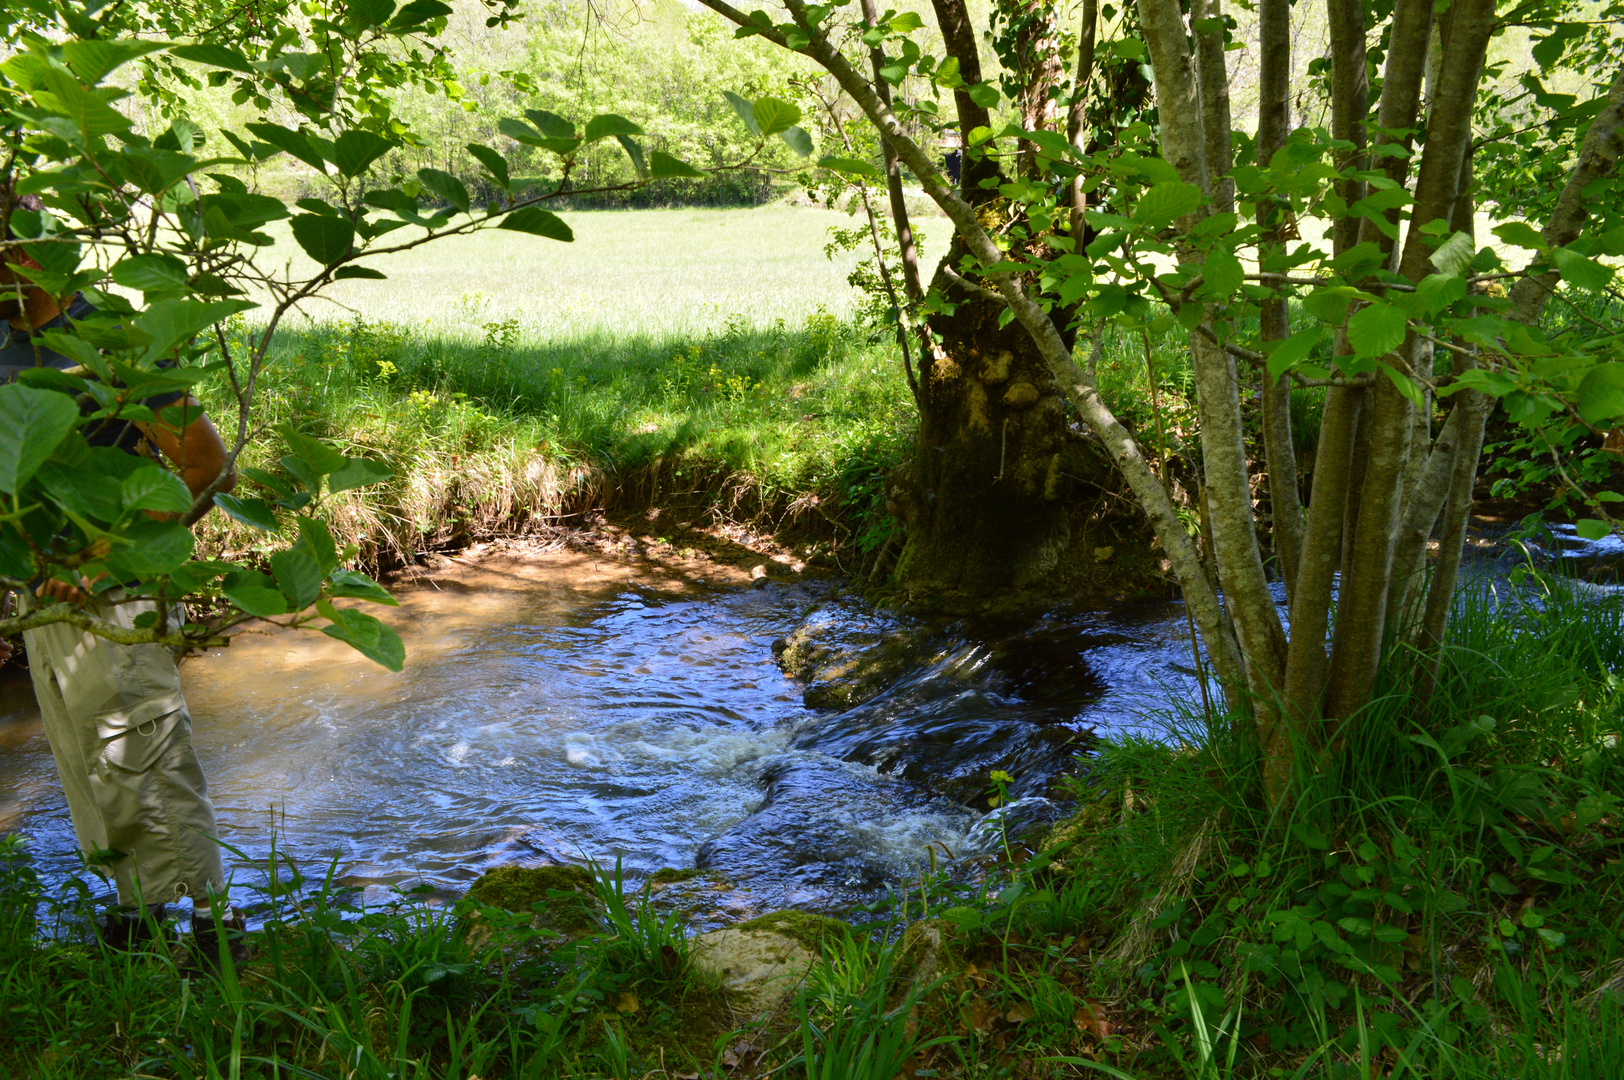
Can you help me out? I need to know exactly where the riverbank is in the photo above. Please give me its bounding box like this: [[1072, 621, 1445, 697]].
[[3, 554, 1622, 1078]]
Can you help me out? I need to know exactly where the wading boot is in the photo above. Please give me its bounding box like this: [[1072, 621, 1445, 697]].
[[100, 904, 167, 952], [189, 907, 249, 975]]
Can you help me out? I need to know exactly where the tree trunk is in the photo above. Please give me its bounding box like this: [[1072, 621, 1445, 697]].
[[893, 279, 1100, 597], [929, 0, 999, 199]]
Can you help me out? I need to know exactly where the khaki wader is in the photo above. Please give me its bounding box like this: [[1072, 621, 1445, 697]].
[[21, 590, 225, 909]]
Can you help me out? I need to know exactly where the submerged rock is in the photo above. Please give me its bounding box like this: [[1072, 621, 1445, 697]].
[[695, 758, 974, 912], [775, 606, 934, 710], [960, 797, 1069, 856]]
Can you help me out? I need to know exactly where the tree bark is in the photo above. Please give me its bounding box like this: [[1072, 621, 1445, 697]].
[[1325, 0, 1495, 721], [698, 0, 1242, 684], [1256, 0, 1300, 607], [1325, 0, 1367, 257], [1191, 0, 1234, 214], [1139, 0, 1284, 705], [1066, 0, 1099, 245], [929, 0, 999, 199], [860, 0, 922, 304]]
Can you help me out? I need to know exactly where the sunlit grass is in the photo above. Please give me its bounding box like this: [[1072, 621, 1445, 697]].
[[197, 206, 949, 562], [260, 204, 951, 340]]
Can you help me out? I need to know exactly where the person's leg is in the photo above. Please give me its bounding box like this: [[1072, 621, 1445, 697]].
[[29, 592, 226, 910], [22, 614, 112, 870]]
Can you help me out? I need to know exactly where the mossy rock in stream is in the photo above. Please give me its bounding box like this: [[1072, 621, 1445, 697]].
[[891, 919, 967, 1006], [463, 864, 601, 937], [735, 910, 850, 953], [775, 612, 933, 710]]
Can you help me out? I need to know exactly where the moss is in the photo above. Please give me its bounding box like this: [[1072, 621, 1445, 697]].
[[890, 919, 966, 1005], [648, 867, 705, 886], [463, 864, 601, 935], [735, 910, 850, 953]]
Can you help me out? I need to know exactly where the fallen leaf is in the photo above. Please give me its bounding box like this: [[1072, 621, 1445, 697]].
[[1075, 1002, 1114, 1040], [1006, 1002, 1036, 1024], [966, 999, 1001, 1035]]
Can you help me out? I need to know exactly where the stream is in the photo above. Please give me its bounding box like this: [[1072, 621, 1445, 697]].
[[0, 549, 1203, 923], [1, 526, 1607, 925]]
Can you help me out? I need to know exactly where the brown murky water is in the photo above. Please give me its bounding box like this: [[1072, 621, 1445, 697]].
[[0, 548, 1204, 920]]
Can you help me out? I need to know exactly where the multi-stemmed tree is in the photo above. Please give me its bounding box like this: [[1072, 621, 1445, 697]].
[[701, 0, 1624, 800]]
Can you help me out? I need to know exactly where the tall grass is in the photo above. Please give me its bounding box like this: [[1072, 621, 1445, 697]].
[[899, 565, 1624, 1078]]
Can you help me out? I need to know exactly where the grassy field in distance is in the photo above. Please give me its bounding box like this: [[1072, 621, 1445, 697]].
[[266, 204, 952, 339]]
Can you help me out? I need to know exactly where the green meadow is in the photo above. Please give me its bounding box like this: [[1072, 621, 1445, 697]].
[[198, 205, 953, 563]]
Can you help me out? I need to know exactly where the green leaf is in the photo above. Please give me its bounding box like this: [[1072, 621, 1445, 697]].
[[582, 114, 644, 142], [328, 456, 392, 493], [1577, 519, 1613, 541], [121, 466, 192, 516], [1201, 248, 1244, 299], [245, 123, 327, 172], [319, 602, 405, 670], [1134, 181, 1203, 229], [270, 548, 323, 610], [778, 126, 813, 157], [105, 519, 194, 577], [1492, 221, 1547, 252], [390, 0, 452, 27], [330, 130, 393, 178], [722, 90, 760, 137], [295, 516, 339, 572], [750, 96, 801, 136], [1346, 302, 1409, 359], [1381, 362, 1424, 406], [0, 385, 80, 494], [615, 134, 646, 177], [346, 0, 397, 29], [116, 146, 198, 195], [888, 11, 925, 31], [134, 299, 255, 362], [967, 82, 1000, 108], [214, 494, 282, 532], [1430, 230, 1475, 277], [1553, 246, 1615, 292], [328, 568, 398, 605], [498, 207, 573, 242], [467, 144, 510, 190], [291, 215, 355, 266], [415, 168, 469, 214], [112, 253, 190, 295], [279, 426, 350, 475], [1577, 364, 1624, 425], [222, 570, 290, 617], [817, 155, 882, 180], [61, 39, 167, 82], [1265, 327, 1327, 381], [167, 43, 257, 74], [524, 109, 576, 140], [649, 151, 705, 179], [333, 266, 387, 280], [30, 67, 133, 138]]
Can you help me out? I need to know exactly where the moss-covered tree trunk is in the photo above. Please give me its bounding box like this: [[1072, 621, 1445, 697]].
[[890, 271, 1092, 598], [885, 0, 1129, 603]]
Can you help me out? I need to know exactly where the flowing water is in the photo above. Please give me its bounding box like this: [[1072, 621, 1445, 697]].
[[0, 549, 1207, 923]]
